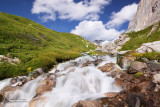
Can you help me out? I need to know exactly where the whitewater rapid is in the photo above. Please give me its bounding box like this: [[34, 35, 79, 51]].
[[0, 55, 121, 107]]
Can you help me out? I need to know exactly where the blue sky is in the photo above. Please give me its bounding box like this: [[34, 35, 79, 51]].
[[0, 0, 139, 41]]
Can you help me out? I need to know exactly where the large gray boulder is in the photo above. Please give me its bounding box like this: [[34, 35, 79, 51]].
[[136, 41, 160, 53], [127, 0, 160, 32], [128, 61, 147, 74]]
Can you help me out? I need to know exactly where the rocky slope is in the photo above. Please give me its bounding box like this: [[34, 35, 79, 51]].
[[127, 0, 160, 32], [96, 34, 130, 55]]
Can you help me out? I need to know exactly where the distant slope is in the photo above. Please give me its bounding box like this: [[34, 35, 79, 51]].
[[0, 12, 95, 79]]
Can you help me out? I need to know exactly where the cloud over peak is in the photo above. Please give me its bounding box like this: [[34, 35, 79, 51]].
[[32, 0, 111, 21], [71, 20, 124, 41]]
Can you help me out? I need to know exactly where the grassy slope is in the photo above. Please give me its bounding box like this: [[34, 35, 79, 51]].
[[0, 12, 95, 79], [121, 22, 160, 51], [120, 22, 160, 62]]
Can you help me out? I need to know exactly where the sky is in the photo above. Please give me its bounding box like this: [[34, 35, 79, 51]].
[[0, 0, 139, 42]]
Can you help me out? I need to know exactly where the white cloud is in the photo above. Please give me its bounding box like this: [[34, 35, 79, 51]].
[[106, 3, 138, 28], [32, 0, 111, 21], [71, 20, 124, 41]]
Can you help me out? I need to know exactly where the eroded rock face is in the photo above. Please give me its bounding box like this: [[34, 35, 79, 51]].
[[127, 0, 160, 32], [136, 41, 160, 53], [72, 100, 102, 107]]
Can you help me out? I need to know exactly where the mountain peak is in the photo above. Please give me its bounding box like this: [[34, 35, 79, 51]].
[[127, 0, 160, 32]]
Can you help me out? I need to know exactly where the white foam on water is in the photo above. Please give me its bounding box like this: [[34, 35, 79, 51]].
[[0, 55, 122, 107], [0, 78, 11, 90]]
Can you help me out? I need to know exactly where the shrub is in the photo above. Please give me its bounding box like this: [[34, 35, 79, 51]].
[[134, 72, 144, 78]]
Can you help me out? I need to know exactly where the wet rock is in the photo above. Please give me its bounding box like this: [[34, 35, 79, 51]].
[[64, 65, 74, 70], [47, 73, 56, 80], [69, 68, 76, 72], [82, 60, 92, 67], [29, 68, 46, 78], [36, 78, 56, 96], [29, 96, 46, 107], [104, 92, 118, 98], [109, 69, 121, 77], [55, 69, 60, 73], [100, 91, 128, 107], [121, 56, 135, 70], [93, 59, 103, 66], [128, 61, 147, 74], [72, 100, 102, 107], [126, 93, 146, 107], [0, 85, 19, 100], [10, 78, 18, 84], [98, 63, 118, 72], [33, 68, 45, 75]]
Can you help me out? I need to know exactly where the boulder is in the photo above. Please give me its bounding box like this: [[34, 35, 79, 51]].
[[33, 68, 45, 75], [121, 56, 135, 70], [29, 96, 46, 107], [10, 78, 18, 84], [72, 100, 102, 107], [153, 74, 160, 83], [0, 85, 19, 101], [82, 60, 92, 67], [136, 41, 160, 53], [147, 62, 160, 72], [0, 94, 4, 102], [29, 68, 46, 78], [93, 59, 103, 66], [126, 93, 146, 107], [128, 61, 147, 74], [100, 91, 128, 107], [36, 77, 56, 96], [104, 92, 118, 98], [98, 63, 119, 72]]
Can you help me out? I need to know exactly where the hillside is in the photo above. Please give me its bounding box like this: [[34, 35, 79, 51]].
[[0, 12, 95, 79], [121, 22, 160, 51]]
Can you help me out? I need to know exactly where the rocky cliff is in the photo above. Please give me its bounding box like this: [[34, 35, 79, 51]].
[[127, 0, 160, 32]]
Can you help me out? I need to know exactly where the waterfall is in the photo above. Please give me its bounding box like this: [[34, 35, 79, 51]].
[[0, 55, 121, 107]]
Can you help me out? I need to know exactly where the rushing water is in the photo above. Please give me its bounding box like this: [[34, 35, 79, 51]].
[[0, 55, 121, 107]]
